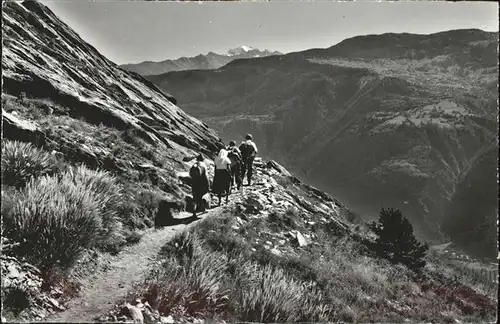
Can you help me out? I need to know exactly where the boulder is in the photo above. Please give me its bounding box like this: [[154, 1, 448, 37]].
[[243, 193, 267, 214], [294, 231, 308, 247], [270, 248, 282, 256], [142, 308, 160, 323], [185, 193, 211, 213], [2, 110, 46, 145], [253, 157, 264, 167], [160, 315, 175, 324], [123, 303, 144, 323]]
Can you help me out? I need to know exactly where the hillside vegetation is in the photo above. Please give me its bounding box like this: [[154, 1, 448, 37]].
[[102, 162, 497, 323]]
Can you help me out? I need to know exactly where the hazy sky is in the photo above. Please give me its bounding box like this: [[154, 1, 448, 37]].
[[41, 0, 498, 65]]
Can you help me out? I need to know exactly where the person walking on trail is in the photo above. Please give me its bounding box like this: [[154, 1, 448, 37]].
[[212, 148, 232, 206], [239, 134, 258, 186], [226, 140, 243, 192], [189, 154, 210, 218]]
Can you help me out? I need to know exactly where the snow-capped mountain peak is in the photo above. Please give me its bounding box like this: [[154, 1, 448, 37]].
[[240, 45, 253, 52], [226, 45, 257, 56]]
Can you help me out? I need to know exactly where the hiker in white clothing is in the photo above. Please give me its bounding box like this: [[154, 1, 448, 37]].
[[212, 149, 231, 205]]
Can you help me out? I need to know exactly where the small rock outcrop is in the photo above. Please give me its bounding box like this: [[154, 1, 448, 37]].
[[266, 160, 292, 177], [2, 110, 46, 145], [1, 253, 66, 321]]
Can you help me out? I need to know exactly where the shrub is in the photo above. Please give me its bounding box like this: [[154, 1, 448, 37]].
[[116, 185, 163, 231], [1, 186, 21, 232], [267, 208, 298, 230], [236, 264, 332, 322], [1, 140, 57, 188], [4, 165, 124, 268], [63, 165, 123, 249], [150, 219, 334, 322], [7, 174, 102, 269], [369, 208, 429, 271], [145, 232, 230, 317]]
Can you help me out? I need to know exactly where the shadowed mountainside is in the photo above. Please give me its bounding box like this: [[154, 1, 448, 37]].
[[120, 47, 282, 76], [147, 29, 498, 253], [2, 0, 224, 178], [440, 138, 499, 259]]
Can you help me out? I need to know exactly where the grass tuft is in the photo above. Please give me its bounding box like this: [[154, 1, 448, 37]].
[[1, 140, 58, 188], [4, 164, 124, 269], [7, 173, 102, 269]]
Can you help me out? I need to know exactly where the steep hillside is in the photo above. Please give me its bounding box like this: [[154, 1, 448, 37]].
[[101, 160, 497, 324], [148, 29, 498, 248], [440, 138, 499, 259], [2, 0, 224, 172], [120, 47, 282, 76]]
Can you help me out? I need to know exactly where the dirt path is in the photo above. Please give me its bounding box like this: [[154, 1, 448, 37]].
[[46, 165, 265, 323], [46, 208, 224, 323]]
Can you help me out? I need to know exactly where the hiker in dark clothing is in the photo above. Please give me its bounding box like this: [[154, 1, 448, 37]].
[[239, 134, 258, 186], [189, 154, 210, 218], [226, 140, 243, 191], [212, 148, 232, 205]]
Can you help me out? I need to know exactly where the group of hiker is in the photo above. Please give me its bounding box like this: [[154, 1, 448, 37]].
[[189, 134, 258, 217]]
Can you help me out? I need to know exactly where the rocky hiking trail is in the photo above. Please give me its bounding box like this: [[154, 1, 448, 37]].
[[46, 208, 225, 323]]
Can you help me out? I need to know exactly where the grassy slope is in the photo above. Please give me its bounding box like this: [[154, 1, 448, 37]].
[[1, 94, 198, 248], [111, 161, 497, 323]]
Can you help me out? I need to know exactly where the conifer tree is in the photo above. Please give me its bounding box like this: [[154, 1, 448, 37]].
[[370, 208, 429, 271]]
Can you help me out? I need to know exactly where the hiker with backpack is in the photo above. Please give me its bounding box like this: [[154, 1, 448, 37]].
[[189, 154, 210, 218], [212, 148, 232, 205], [226, 140, 243, 192], [239, 134, 258, 186]]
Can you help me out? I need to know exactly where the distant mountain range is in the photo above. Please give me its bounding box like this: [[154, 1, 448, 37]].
[[120, 46, 282, 75], [146, 29, 499, 258]]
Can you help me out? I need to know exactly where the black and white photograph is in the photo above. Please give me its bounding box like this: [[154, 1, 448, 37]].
[[1, 0, 498, 323]]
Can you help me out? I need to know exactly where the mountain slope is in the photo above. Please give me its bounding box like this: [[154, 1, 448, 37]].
[[440, 138, 499, 259], [120, 47, 282, 76], [103, 159, 497, 324], [1, 0, 228, 257], [2, 0, 224, 167], [147, 29, 498, 249]]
